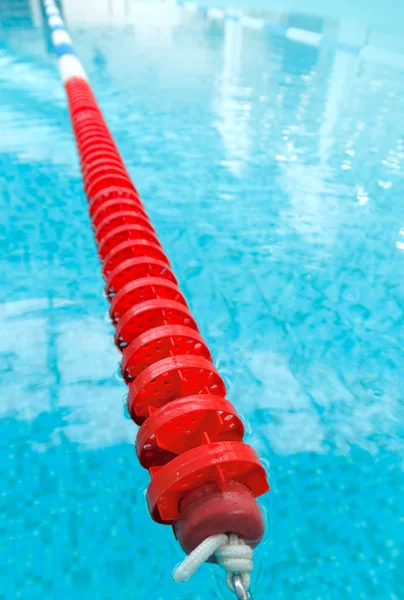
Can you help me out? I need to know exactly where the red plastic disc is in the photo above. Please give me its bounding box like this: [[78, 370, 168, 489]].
[[114, 299, 198, 351], [89, 187, 141, 214], [66, 78, 94, 92], [74, 120, 109, 131], [105, 257, 177, 299], [80, 144, 121, 164], [67, 85, 96, 96], [82, 159, 124, 178], [67, 90, 99, 113], [97, 225, 160, 260], [90, 195, 143, 219], [82, 157, 125, 177], [79, 135, 118, 152], [81, 152, 123, 171], [77, 140, 118, 162], [95, 211, 153, 243], [81, 150, 123, 165], [136, 395, 243, 468], [87, 174, 136, 200], [110, 277, 186, 323], [77, 129, 112, 143], [79, 140, 118, 158], [121, 325, 209, 382], [102, 240, 169, 276], [77, 135, 116, 149], [91, 200, 147, 228], [127, 355, 226, 419], [84, 163, 127, 183], [74, 119, 107, 133], [77, 132, 112, 146], [147, 441, 269, 522], [79, 137, 117, 157], [77, 136, 115, 149], [69, 101, 98, 116], [81, 148, 122, 164], [85, 169, 129, 196], [72, 109, 104, 125]]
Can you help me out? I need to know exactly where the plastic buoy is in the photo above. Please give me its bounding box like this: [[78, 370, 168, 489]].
[[102, 239, 168, 275], [121, 325, 210, 382], [94, 211, 154, 242], [147, 441, 267, 522], [105, 257, 177, 299], [89, 187, 141, 216], [109, 277, 187, 323], [136, 395, 244, 467], [43, 0, 269, 594], [114, 298, 198, 350], [91, 199, 147, 227]]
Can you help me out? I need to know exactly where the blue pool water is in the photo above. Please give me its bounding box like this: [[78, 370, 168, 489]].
[[0, 2, 403, 599]]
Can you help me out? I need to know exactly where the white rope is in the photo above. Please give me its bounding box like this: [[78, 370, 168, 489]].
[[173, 533, 253, 595]]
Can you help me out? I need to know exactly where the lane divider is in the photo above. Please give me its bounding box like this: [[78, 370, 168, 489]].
[[42, 0, 269, 596], [177, 0, 362, 54], [176, 0, 404, 66]]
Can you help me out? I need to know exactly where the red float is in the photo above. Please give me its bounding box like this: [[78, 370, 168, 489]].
[[121, 325, 210, 382], [102, 239, 168, 275], [105, 257, 177, 299], [97, 225, 160, 259], [61, 75, 269, 560], [127, 355, 227, 419], [92, 200, 148, 227], [109, 277, 186, 323], [94, 211, 154, 242], [114, 298, 198, 350], [136, 395, 243, 467], [88, 187, 142, 216]]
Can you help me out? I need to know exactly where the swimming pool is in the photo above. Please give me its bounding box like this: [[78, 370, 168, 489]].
[[0, 1, 403, 598]]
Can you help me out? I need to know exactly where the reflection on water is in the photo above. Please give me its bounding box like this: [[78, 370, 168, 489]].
[[0, 1, 403, 599], [0, 298, 132, 448], [213, 19, 252, 178]]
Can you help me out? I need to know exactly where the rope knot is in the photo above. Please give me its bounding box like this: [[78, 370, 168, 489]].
[[216, 534, 253, 592], [173, 533, 253, 596]]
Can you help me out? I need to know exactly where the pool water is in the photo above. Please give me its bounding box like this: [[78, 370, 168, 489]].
[[0, 2, 403, 599]]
